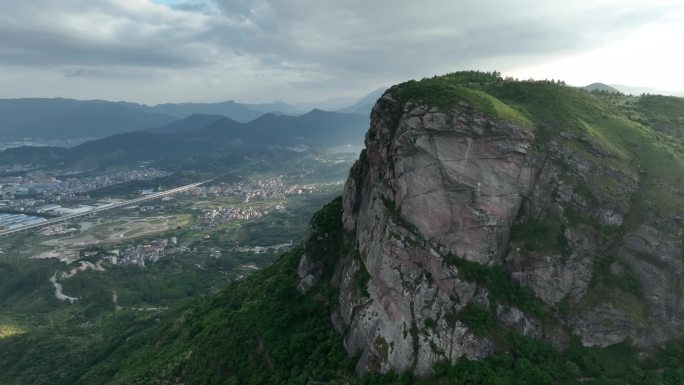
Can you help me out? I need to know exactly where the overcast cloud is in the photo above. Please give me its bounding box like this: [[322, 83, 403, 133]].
[[0, 0, 681, 103]]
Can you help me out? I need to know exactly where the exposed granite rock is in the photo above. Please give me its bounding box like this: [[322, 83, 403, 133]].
[[337, 93, 537, 374], [300, 86, 684, 374], [509, 224, 596, 306], [570, 303, 647, 347], [296, 252, 321, 294], [613, 225, 684, 345], [496, 304, 543, 339]]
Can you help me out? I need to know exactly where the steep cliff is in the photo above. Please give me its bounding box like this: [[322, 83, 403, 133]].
[[298, 72, 684, 375]]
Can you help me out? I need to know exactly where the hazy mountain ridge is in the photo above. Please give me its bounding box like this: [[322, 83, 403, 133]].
[[580, 83, 684, 97], [0, 109, 369, 166], [337, 87, 388, 115], [0, 89, 385, 143], [147, 100, 266, 122], [611, 84, 684, 97], [0, 99, 177, 141]]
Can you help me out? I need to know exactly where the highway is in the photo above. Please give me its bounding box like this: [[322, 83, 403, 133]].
[[0, 179, 211, 237]]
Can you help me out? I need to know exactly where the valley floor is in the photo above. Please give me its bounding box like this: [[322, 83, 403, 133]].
[[0, 152, 353, 385]]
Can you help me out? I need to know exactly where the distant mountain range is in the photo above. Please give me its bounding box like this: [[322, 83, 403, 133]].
[[610, 84, 684, 97], [337, 87, 387, 114], [148, 100, 267, 123], [0, 109, 369, 167], [0, 88, 385, 143], [582, 82, 684, 97], [0, 98, 176, 141]]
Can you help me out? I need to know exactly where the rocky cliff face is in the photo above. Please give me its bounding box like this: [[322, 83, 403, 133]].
[[298, 80, 684, 375]]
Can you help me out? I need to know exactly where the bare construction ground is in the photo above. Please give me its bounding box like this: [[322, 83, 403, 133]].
[[19, 215, 193, 262], [42, 215, 191, 248]]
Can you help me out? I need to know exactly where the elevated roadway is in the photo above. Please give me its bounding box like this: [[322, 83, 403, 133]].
[[0, 180, 211, 237]]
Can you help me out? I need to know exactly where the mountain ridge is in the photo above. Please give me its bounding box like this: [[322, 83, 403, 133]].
[[0, 89, 385, 142], [0, 98, 177, 141], [0, 109, 369, 166]]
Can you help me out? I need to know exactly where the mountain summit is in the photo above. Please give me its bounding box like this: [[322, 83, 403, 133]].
[[298, 71, 684, 373]]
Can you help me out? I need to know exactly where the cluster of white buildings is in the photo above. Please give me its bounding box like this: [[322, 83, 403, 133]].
[[108, 237, 179, 267], [234, 241, 294, 254], [196, 204, 286, 229], [185, 176, 319, 203], [0, 167, 170, 205]]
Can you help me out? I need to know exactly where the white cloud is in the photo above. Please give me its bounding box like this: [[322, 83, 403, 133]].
[[508, 11, 684, 90], [0, 0, 681, 103]]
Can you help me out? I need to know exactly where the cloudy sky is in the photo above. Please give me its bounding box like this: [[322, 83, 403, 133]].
[[0, 0, 682, 104]]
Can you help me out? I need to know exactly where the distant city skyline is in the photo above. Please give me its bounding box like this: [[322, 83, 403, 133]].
[[0, 0, 682, 104]]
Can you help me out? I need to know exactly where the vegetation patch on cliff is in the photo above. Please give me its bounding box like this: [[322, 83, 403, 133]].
[[456, 303, 496, 335], [444, 253, 546, 318], [351, 249, 371, 298], [303, 196, 346, 281], [510, 216, 571, 258]]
